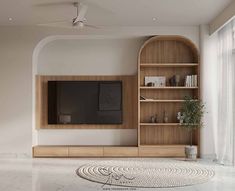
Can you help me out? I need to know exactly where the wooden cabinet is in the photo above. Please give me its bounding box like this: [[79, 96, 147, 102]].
[[33, 146, 69, 157], [138, 145, 185, 157], [138, 36, 200, 156], [103, 147, 138, 157], [33, 146, 138, 158], [68, 147, 103, 157]]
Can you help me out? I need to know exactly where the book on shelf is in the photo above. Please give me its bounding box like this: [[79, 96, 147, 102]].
[[185, 75, 197, 87]]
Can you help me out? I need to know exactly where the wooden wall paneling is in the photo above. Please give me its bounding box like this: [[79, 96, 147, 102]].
[[140, 126, 192, 145], [36, 75, 138, 129], [140, 36, 198, 63], [35, 75, 42, 129], [132, 76, 138, 129], [140, 102, 182, 123]]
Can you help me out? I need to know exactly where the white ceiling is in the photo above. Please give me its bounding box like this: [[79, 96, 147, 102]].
[[0, 0, 233, 26]]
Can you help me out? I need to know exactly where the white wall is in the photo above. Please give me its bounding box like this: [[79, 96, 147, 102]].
[[0, 26, 200, 156], [38, 38, 145, 75], [199, 25, 218, 159]]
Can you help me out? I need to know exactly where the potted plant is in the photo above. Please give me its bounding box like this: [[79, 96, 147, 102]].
[[177, 96, 205, 160]]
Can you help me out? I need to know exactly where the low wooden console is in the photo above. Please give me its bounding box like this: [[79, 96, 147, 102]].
[[33, 145, 186, 158]]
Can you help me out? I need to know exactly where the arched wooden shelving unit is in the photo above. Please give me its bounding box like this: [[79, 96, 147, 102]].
[[138, 36, 200, 157]]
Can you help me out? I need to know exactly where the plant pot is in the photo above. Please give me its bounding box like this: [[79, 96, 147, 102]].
[[185, 145, 197, 160]]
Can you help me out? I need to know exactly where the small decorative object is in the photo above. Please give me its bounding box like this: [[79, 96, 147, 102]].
[[59, 114, 71, 124], [147, 82, 154, 87], [179, 96, 205, 160], [150, 116, 156, 123], [177, 112, 184, 123], [154, 114, 158, 123], [145, 76, 166, 87], [163, 111, 169, 123], [140, 96, 146, 100], [169, 75, 180, 86], [169, 76, 176, 86], [175, 75, 180, 86]]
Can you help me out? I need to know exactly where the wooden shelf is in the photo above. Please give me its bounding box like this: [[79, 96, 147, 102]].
[[140, 63, 198, 67], [140, 99, 185, 103], [139, 144, 187, 148], [140, 86, 198, 89], [140, 99, 198, 103], [140, 123, 180, 126]]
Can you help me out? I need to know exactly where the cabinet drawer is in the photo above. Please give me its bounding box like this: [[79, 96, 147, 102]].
[[103, 147, 138, 157], [33, 146, 69, 157], [69, 147, 103, 157], [139, 146, 185, 157]]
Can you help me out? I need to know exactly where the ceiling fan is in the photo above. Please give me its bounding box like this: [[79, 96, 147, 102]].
[[38, 1, 98, 29]]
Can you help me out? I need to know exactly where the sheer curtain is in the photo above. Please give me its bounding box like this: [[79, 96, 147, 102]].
[[216, 18, 235, 165]]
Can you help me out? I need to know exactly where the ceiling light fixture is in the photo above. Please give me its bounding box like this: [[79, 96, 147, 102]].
[[152, 17, 157, 21], [8, 18, 13, 21]]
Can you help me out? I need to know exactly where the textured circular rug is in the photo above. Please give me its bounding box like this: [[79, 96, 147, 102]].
[[76, 159, 215, 188]]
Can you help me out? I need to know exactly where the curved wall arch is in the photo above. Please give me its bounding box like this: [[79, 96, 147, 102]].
[[32, 35, 146, 146]]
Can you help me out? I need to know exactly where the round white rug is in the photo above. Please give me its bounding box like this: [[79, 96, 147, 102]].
[[76, 159, 215, 188]]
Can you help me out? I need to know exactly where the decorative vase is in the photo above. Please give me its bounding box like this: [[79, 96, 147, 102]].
[[150, 116, 155, 123], [163, 111, 168, 123], [185, 145, 197, 160], [155, 114, 158, 123], [175, 75, 180, 86]]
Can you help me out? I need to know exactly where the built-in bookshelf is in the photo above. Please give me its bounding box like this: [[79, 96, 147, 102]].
[[138, 36, 200, 156]]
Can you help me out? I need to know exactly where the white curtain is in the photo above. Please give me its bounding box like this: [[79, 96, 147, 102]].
[[216, 18, 235, 165]]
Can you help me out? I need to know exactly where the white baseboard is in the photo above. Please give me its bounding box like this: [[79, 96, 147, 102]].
[[0, 153, 31, 158]]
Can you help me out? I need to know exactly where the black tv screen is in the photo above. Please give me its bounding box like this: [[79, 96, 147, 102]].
[[48, 81, 122, 124]]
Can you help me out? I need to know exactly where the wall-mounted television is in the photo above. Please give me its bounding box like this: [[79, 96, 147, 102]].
[[48, 81, 122, 124]]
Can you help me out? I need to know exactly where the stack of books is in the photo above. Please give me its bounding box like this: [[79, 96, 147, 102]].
[[185, 75, 197, 87]]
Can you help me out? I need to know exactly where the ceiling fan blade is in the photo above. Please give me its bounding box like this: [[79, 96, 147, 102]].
[[74, 3, 88, 23], [33, 1, 74, 7], [37, 21, 73, 29], [37, 20, 70, 25]]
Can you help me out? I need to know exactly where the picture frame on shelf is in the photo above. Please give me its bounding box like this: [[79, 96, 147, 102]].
[[144, 76, 166, 87]]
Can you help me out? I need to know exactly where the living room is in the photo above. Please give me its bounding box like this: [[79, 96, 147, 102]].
[[0, 0, 235, 190]]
